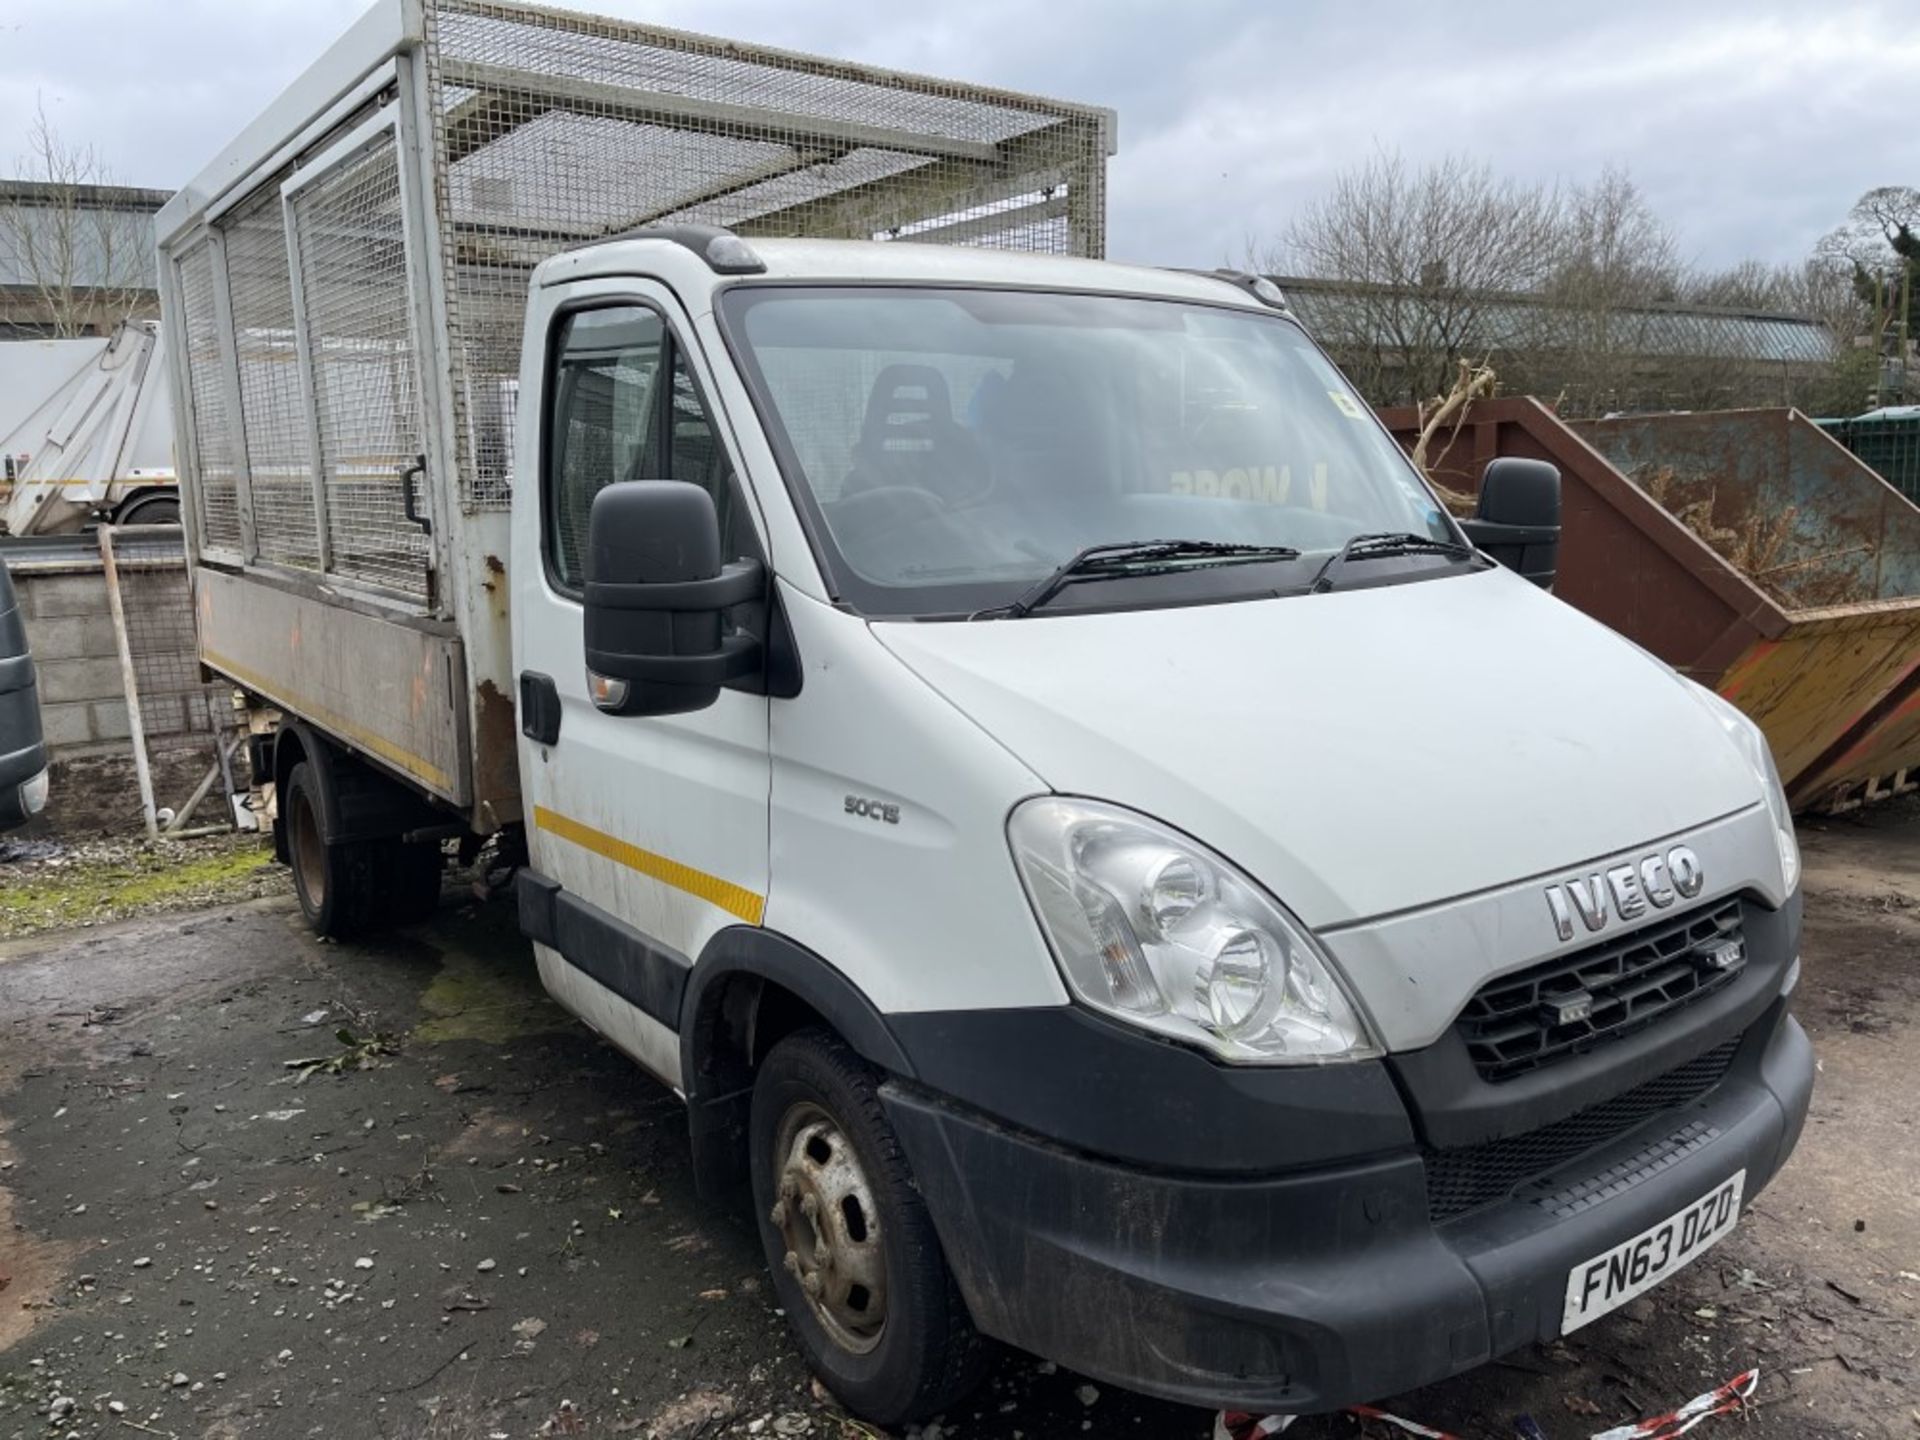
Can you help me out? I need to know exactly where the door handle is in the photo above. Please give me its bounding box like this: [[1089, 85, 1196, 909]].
[[519, 671, 561, 745], [401, 453, 431, 536]]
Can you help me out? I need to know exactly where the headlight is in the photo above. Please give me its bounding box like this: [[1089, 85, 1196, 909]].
[[1692, 686, 1798, 894], [1008, 797, 1378, 1063], [18, 767, 48, 817]]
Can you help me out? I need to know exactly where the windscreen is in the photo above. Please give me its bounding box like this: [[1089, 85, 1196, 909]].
[[721, 286, 1454, 616]]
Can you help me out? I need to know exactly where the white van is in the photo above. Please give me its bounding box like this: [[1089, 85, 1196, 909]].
[[503, 233, 1811, 1420], [153, 3, 1812, 1420]]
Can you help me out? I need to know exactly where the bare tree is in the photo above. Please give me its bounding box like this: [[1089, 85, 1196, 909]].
[[1261, 151, 1563, 403], [1684, 258, 1812, 312], [0, 98, 155, 337], [1543, 167, 1689, 412], [1811, 186, 1919, 402]]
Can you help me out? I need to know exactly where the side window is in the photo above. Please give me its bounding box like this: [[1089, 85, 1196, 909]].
[[546, 306, 665, 589], [545, 304, 746, 593]]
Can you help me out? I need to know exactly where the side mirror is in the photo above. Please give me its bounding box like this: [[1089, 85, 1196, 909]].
[[583, 481, 763, 717], [1460, 457, 1561, 590]]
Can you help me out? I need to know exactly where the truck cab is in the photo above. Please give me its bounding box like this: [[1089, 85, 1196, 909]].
[[507, 228, 1813, 1422]]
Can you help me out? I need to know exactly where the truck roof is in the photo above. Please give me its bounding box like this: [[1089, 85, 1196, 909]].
[[541, 236, 1269, 312]]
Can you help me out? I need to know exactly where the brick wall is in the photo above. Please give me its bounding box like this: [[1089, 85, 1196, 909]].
[[12, 566, 134, 753], [8, 558, 229, 837]]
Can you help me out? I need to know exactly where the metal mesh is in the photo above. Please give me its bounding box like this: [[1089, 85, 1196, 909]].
[[220, 184, 322, 571], [420, 0, 1112, 508], [174, 238, 243, 552], [290, 133, 431, 599], [114, 550, 234, 750], [1423, 1040, 1741, 1223], [1819, 411, 1920, 505]]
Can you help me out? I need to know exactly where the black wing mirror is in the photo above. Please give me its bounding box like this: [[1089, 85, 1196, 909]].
[[1460, 457, 1561, 590], [583, 481, 764, 717]]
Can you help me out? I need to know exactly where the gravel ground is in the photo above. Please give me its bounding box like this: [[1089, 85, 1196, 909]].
[[0, 811, 1914, 1440], [0, 834, 280, 941]]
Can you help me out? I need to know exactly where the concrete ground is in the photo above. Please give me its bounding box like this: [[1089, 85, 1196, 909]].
[[1, 810, 1915, 1440]]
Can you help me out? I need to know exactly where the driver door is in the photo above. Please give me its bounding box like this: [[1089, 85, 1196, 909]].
[[512, 277, 770, 1086]]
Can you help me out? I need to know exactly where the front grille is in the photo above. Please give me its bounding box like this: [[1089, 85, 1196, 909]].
[[1423, 1040, 1739, 1223], [1458, 898, 1746, 1082]]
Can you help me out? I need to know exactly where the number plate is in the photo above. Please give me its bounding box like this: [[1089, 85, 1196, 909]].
[[1562, 1170, 1745, 1333]]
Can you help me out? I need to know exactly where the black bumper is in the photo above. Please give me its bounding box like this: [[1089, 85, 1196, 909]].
[[883, 995, 1812, 1413]]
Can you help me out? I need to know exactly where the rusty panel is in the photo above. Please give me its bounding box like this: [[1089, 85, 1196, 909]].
[[1576, 410, 1920, 608], [1714, 607, 1920, 796], [196, 566, 470, 805], [1378, 399, 1920, 807], [1787, 659, 1920, 807]]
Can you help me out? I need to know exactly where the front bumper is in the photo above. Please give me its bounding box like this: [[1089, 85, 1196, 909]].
[[883, 995, 1813, 1412]]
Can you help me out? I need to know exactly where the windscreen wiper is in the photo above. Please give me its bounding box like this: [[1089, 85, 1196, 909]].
[[1308, 532, 1483, 594], [979, 539, 1303, 619]]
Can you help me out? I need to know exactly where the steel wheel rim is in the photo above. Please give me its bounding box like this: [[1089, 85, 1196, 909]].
[[769, 1100, 887, 1354], [289, 787, 326, 910]]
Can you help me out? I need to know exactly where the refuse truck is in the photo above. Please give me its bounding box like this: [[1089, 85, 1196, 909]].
[[156, 0, 1814, 1422], [0, 320, 179, 535]]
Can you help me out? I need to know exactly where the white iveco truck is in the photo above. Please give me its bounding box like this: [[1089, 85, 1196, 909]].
[[157, 0, 1813, 1421]]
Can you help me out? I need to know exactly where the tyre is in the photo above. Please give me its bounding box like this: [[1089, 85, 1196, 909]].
[[114, 491, 182, 526], [750, 1027, 985, 1425], [282, 760, 379, 938]]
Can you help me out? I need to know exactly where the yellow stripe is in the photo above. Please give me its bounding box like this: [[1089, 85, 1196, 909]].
[[533, 804, 765, 926], [202, 647, 453, 792]]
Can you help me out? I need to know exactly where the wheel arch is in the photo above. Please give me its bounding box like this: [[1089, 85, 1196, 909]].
[[268, 722, 322, 864], [111, 486, 182, 525], [680, 926, 914, 1197]]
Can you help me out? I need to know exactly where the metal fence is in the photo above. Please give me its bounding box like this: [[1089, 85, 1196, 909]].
[[1819, 410, 1920, 506], [96, 527, 246, 835]]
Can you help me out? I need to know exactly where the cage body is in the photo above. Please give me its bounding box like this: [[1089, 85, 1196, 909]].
[[154, 0, 1114, 828]]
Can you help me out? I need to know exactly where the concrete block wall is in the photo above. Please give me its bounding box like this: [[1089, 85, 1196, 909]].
[[13, 565, 138, 754]]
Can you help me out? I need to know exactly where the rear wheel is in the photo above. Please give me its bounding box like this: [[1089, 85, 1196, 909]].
[[114, 491, 181, 526], [283, 761, 376, 938], [280, 748, 443, 940], [749, 1028, 985, 1425]]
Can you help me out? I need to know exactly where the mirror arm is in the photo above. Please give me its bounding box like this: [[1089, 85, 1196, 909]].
[[1458, 518, 1560, 549], [585, 559, 764, 613], [588, 631, 762, 687]]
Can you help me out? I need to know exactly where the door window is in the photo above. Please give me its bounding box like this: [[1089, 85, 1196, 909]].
[[544, 304, 743, 592]]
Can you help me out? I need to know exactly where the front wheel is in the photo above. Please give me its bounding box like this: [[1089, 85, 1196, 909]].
[[750, 1028, 985, 1425]]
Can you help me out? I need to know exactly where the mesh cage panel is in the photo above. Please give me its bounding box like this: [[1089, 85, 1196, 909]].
[[174, 238, 243, 551], [290, 132, 431, 600], [219, 185, 321, 571], [114, 549, 236, 751], [421, 0, 1112, 509]]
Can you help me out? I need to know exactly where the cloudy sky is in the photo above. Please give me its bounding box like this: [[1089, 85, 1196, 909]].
[[3, 0, 1915, 274]]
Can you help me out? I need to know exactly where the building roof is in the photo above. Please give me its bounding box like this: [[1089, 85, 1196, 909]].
[[0, 180, 174, 211], [0, 180, 168, 292], [1272, 275, 1835, 366]]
